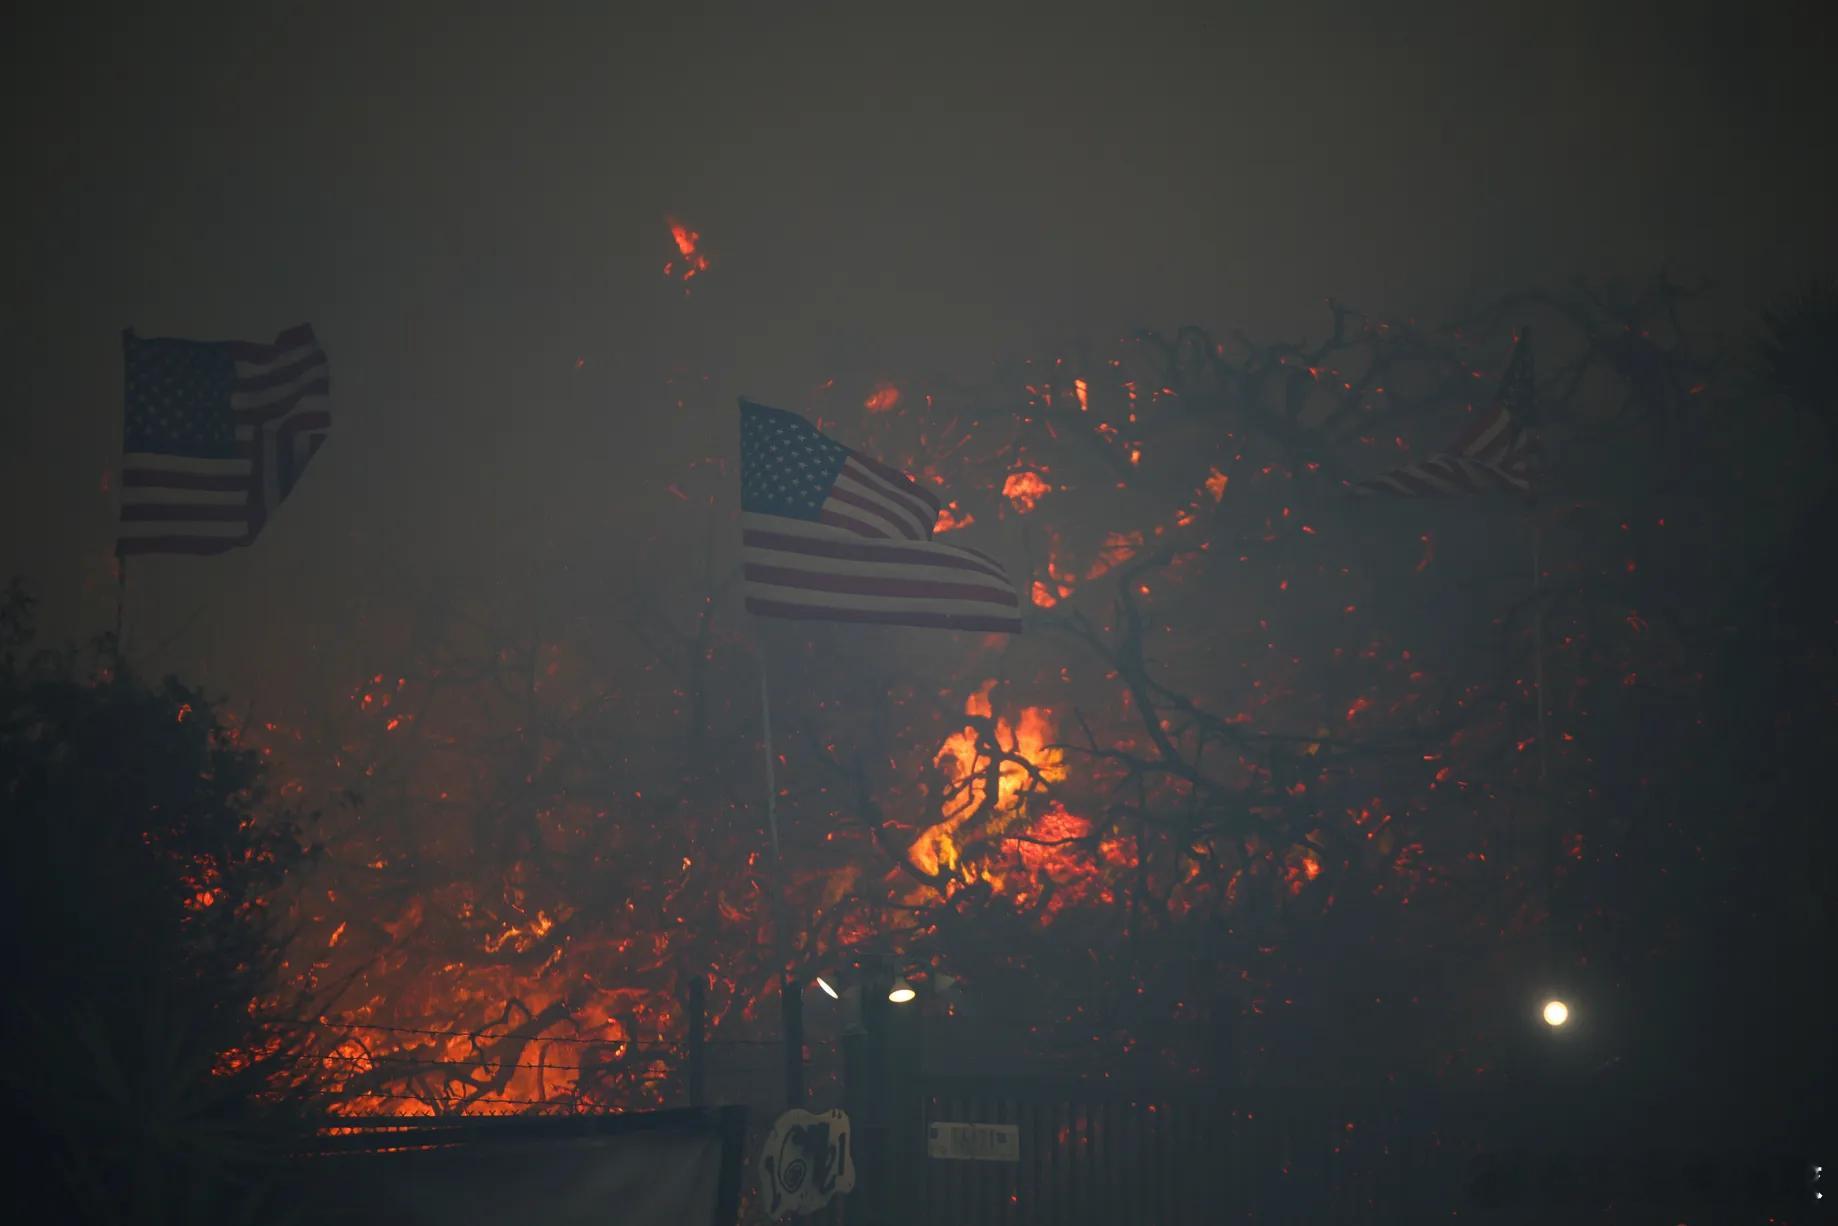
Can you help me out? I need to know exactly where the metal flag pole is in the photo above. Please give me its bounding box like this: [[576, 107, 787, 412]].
[[1533, 518, 1549, 786], [114, 328, 132, 670], [760, 653, 782, 860], [114, 552, 129, 668], [756, 640, 804, 1107]]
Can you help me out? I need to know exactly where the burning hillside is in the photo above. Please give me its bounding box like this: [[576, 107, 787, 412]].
[[242, 291, 1722, 1112]]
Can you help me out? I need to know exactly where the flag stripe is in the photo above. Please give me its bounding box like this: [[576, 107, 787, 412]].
[[119, 485, 247, 507], [825, 484, 922, 540], [1348, 334, 1536, 500], [1351, 455, 1531, 497], [851, 452, 942, 514], [120, 502, 250, 523], [232, 376, 330, 416], [117, 535, 245, 556], [838, 457, 937, 534], [819, 508, 895, 539], [744, 596, 1022, 633], [744, 518, 1013, 583], [121, 466, 250, 489], [742, 546, 1016, 591], [234, 350, 326, 392], [222, 324, 318, 365], [744, 563, 1020, 607], [830, 475, 927, 539]]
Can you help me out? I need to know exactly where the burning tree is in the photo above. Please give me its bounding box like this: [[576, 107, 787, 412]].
[[254, 276, 1829, 1114]]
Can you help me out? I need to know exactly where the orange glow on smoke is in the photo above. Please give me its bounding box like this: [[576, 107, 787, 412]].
[[1205, 467, 1230, 501], [1002, 470, 1052, 513], [863, 383, 902, 413], [935, 502, 974, 533], [1073, 378, 1089, 412], [663, 215, 711, 284], [1084, 530, 1144, 582]]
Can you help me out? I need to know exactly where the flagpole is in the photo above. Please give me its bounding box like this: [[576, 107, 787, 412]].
[[114, 552, 129, 668], [1532, 519, 1548, 785], [114, 328, 133, 672], [760, 654, 782, 860], [1531, 507, 1562, 1000], [756, 638, 804, 1107]]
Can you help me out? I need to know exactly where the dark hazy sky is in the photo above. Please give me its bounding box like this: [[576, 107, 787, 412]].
[[5, 0, 1828, 705]]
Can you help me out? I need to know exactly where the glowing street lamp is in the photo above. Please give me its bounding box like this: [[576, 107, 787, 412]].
[[1542, 999, 1570, 1028], [887, 976, 917, 1005], [815, 976, 840, 1000]]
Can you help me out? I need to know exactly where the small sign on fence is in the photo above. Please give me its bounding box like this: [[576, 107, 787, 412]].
[[760, 1107, 854, 1219], [928, 1121, 1020, 1162]]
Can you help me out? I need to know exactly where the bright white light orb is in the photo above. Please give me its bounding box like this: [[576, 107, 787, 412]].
[[1542, 999, 1569, 1027]]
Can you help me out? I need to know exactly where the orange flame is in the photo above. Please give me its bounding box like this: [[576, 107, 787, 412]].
[[909, 682, 1065, 881], [664, 215, 711, 284], [1002, 470, 1051, 514], [863, 382, 901, 413], [935, 502, 974, 533]]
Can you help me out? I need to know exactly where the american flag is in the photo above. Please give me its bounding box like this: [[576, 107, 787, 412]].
[[739, 399, 1023, 633], [1351, 331, 1537, 497], [118, 324, 331, 556]]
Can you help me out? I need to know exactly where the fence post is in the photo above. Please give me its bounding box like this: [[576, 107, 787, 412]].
[[783, 971, 805, 1108], [857, 961, 893, 1224]]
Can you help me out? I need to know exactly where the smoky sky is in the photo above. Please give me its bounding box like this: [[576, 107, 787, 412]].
[[3, 0, 1828, 710]]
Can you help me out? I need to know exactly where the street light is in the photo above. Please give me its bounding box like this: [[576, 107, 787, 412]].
[[887, 976, 917, 1004], [816, 976, 840, 1000], [1542, 998, 1570, 1028]]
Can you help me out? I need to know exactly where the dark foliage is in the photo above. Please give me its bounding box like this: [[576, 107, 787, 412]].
[[0, 580, 321, 1224], [1757, 278, 1838, 425]]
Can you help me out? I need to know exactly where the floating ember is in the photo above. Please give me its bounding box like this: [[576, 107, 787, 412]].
[[863, 382, 901, 413], [1002, 470, 1052, 514], [663, 215, 711, 287]]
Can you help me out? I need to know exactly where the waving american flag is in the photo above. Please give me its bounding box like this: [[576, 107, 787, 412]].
[[739, 399, 1022, 633], [1351, 330, 1537, 498], [118, 324, 330, 556]]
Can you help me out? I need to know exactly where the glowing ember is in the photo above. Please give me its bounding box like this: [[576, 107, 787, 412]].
[[935, 502, 974, 533], [663, 215, 711, 285], [863, 382, 901, 413], [1084, 530, 1144, 581], [1002, 470, 1052, 514]]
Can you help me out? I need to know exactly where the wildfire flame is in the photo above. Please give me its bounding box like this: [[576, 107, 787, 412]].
[[242, 313, 1585, 1114], [663, 215, 711, 286], [908, 681, 1066, 882], [935, 502, 974, 533], [1002, 470, 1052, 514]]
